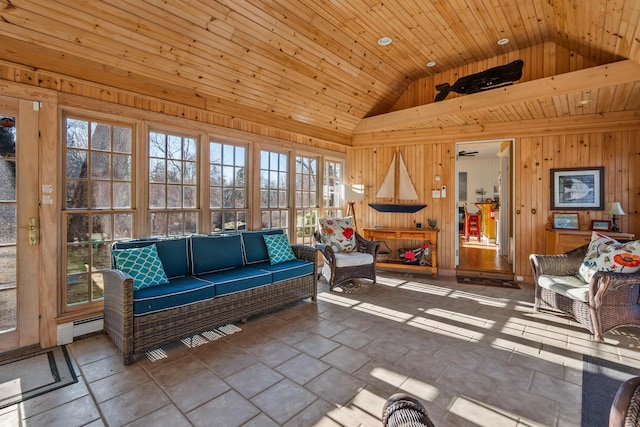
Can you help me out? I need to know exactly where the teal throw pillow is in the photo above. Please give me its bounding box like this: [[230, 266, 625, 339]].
[[263, 234, 296, 265], [112, 244, 169, 290]]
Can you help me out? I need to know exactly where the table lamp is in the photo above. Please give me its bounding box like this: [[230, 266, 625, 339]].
[[343, 184, 365, 231], [604, 202, 625, 232]]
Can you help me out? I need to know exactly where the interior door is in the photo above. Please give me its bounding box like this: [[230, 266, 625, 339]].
[[0, 97, 40, 353]]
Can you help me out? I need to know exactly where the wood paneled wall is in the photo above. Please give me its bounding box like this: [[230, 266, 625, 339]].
[[348, 129, 640, 280]]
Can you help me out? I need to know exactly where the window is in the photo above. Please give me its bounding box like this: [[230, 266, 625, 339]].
[[260, 150, 289, 232], [294, 156, 318, 245], [148, 130, 198, 236], [323, 160, 343, 218], [63, 116, 133, 309], [210, 141, 247, 231]]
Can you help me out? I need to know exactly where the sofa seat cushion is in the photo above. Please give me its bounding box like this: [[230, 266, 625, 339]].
[[333, 252, 374, 268], [255, 259, 314, 282], [198, 267, 272, 296], [133, 276, 216, 316], [537, 274, 589, 302]]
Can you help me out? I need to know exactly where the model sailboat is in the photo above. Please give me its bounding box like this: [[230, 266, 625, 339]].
[[369, 152, 427, 213]]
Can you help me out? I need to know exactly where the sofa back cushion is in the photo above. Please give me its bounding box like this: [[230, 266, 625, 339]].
[[112, 237, 189, 279], [241, 229, 284, 264], [190, 234, 244, 274]]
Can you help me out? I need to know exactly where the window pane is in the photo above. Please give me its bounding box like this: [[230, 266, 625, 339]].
[[113, 182, 131, 208], [90, 123, 111, 151], [114, 214, 132, 239], [112, 154, 131, 180], [91, 181, 111, 208], [149, 132, 165, 157], [113, 126, 132, 153], [149, 184, 166, 208]]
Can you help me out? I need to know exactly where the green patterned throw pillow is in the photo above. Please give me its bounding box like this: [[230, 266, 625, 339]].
[[263, 234, 297, 265], [112, 244, 169, 290]]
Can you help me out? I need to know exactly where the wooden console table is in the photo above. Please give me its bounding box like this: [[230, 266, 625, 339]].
[[545, 229, 635, 255], [363, 227, 438, 275]]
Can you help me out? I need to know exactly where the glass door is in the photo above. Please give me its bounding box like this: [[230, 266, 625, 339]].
[[0, 97, 40, 352]]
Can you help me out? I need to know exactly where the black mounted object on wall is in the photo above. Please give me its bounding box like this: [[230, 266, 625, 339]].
[[434, 60, 524, 102]]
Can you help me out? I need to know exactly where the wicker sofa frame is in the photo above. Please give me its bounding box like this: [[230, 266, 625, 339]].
[[104, 245, 317, 364], [315, 232, 380, 290], [529, 244, 640, 341]]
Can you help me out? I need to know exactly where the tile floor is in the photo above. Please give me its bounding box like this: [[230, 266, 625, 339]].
[[2, 272, 639, 427]]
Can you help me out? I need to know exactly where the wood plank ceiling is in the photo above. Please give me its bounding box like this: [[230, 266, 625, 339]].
[[0, 0, 639, 144]]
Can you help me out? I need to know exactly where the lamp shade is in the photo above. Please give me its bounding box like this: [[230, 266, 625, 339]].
[[604, 202, 625, 216], [343, 184, 365, 201]]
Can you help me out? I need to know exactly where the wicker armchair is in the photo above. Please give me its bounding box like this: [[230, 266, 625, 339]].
[[315, 231, 379, 290], [610, 376, 640, 427], [529, 244, 640, 341]]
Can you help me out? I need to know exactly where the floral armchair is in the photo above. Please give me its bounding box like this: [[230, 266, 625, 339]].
[[314, 217, 379, 290], [529, 232, 640, 341]]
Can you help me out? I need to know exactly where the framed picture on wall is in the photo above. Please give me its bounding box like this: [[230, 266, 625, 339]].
[[550, 167, 604, 210], [591, 220, 612, 231], [552, 213, 580, 230]]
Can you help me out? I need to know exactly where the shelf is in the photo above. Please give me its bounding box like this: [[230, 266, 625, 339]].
[[363, 227, 438, 276]]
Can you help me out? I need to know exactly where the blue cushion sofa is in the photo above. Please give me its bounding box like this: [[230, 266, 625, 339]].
[[103, 230, 317, 364]]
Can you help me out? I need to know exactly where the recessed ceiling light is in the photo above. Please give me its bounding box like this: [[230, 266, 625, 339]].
[[377, 37, 392, 46], [579, 99, 592, 105], [426, 61, 437, 67], [497, 38, 510, 46]]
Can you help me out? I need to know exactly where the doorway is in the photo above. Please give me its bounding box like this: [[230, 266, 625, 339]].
[[455, 140, 513, 278], [0, 96, 41, 353]]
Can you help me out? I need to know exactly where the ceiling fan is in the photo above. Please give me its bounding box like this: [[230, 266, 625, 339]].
[[458, 150, 479, 157]]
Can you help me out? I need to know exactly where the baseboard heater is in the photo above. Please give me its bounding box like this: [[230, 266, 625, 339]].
[[73, 315, 104, 337]]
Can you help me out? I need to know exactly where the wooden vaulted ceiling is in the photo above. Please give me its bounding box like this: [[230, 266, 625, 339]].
[[0, 0, 639, 145]]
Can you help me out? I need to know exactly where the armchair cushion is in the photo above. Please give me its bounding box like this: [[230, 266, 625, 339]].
[[536, 274, 589, 302], [318, 217, 356, 253], [579, 232, 640, 282], [334, 252, 374, 268]]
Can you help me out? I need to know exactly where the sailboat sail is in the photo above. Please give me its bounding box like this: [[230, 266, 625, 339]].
[[376, 153, 396, 198], [370, 151, 426, 213], [397, 153, 419, 200]]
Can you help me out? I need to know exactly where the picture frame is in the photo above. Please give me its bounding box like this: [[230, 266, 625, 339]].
[[552, 212, 580, 230], [550, 167, 604, 210], [591, 220, 612, 231]]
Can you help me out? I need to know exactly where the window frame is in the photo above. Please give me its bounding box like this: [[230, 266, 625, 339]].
[[61, 113, 136, 313], [147, 128, 200, 237]]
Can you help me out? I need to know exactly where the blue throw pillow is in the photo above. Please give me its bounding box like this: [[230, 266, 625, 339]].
[[112, 244, 169, 291], [263, 234, 296, 265]]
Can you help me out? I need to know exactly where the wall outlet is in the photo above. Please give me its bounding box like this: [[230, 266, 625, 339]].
[[516, 276, 524, 281]]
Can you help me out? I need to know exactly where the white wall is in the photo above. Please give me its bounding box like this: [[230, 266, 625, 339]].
[[458, 157, 500, 207]]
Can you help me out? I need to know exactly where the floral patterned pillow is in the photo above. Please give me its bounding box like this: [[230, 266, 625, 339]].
[[319, 217, 356, 253], [578, 232, 640, 282]]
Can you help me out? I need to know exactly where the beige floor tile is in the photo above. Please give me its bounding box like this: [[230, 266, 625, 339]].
[[186, 390, 259, 427], [33, 272, 640, 426]]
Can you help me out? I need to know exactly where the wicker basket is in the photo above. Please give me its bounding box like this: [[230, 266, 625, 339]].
[[376, 241, 392, 262]]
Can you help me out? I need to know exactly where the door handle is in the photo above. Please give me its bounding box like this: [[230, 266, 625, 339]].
[[28, 217, 38, 245]]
